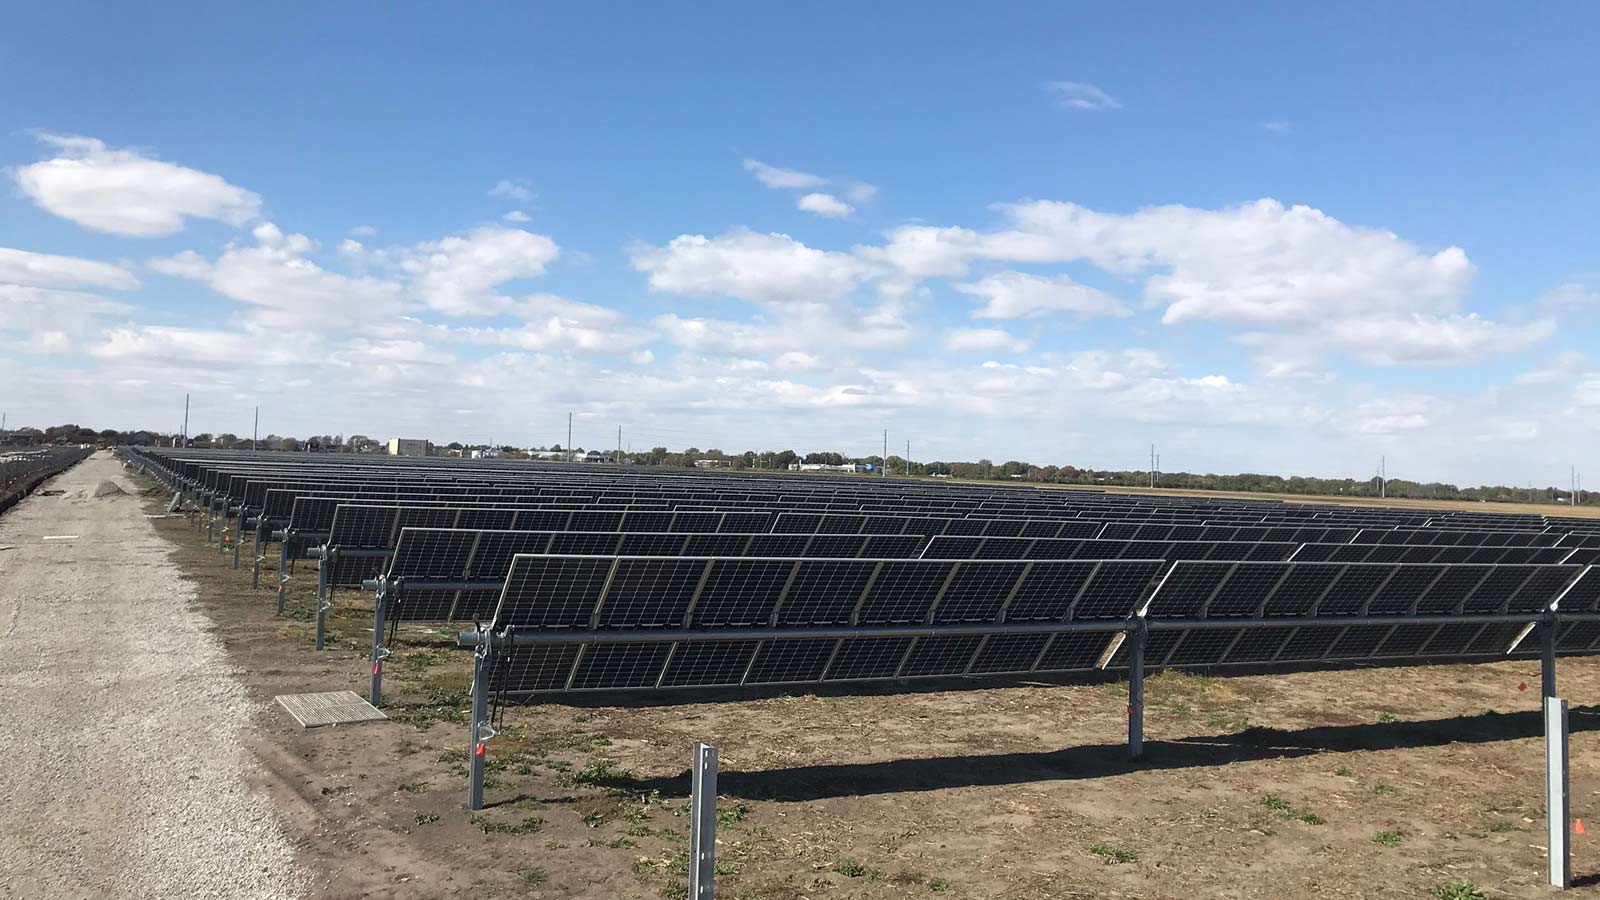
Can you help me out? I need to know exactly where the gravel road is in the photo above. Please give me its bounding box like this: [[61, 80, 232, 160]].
[[0, 452, 305, 900]]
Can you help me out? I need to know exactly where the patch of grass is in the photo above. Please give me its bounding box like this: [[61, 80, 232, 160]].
[[414, 811, 439, 825], [1262, 794, 1324, 825], [1374, 781, 1397, 796], [929, 877, 953, 892], [1088, 842, 1138, 864], [472, 813, 545, 835], [717, 801, 750, 826], [582, 811, 608, 828], [516, 867, 548, 886], [533, 729, 612, 753], [1333, 766, 1354, 777], [835, 859, 884, 879], [1373, 829, 1405, 847], [1433, 881, 1485, 900], [1487, 819, 1517, 833], [558, 758, 634, 787], [1205, 711, 1250, 733], [662, 883, 688, 900], [1377, 711, 1401, 724], [398, 781, 428, 793]]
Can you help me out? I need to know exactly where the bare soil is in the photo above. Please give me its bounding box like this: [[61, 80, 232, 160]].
[[141, 467, 1600, 899]]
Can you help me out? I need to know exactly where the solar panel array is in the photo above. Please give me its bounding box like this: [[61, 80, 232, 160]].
[[120, 445, 1600, 697]]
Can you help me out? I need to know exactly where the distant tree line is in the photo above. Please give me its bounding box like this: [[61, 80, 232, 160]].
[[4, 423, 1589, 506]]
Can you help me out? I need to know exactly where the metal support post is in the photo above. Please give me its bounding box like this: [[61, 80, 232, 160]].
[[276, 529, 292, 615], [1542, 617, 1558, 700], [314, 549, 331, 650], [206, 501, 215, 543], [1547, 696, 1571, 889], [370, 579, 390, 706], [251, 519, 264, 588], [468, 631, 495, 811], [1127, 620, 1146, 759], [689, 742, 719, 899], [232, 509, 244, 568]]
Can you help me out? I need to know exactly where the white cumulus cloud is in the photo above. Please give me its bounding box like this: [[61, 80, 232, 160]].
[[944, 327, 1031, 353], [14, 134, 261, 237], [955, 271, 1130, 319], [1044, 81, 1121, 111], [796, 193, 853, 218]]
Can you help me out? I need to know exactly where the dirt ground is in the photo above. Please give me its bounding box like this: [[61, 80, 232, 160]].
[[15, 457, 1600, 899]]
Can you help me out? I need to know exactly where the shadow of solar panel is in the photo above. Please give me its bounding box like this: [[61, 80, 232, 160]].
[[491, 645, 582, 694], [1146, 562, 1229, 617], [1420, 622, 1481, 655], [1036, 631, 1115, 671], [990, 560, 1089, 621], [495, 557, 613, 629], [746, 638, 836, 683], [1206, 562, 1289, 616], [1467, 622, 1531, 655], [570, 643, 674, 689], [1073, 561, 1165, 619], [1412, 566, 1488, 613], [970, 633, 1051, 673], [900, 635, 982, 676], [808, 535, 869, 558], [1223, 628, 1291, 663], [1368, 565, 1445, 615], [1508, 566, 1581, 613], [827, 637, 912, 680], [1460, 566, 1534, 613], [1278, 625, 1343, 660], [775, 561, 877, 626], [597, 558, 706, 628], [658, 641, 759, 686], [1315, 565, 1393, 615], [550, 532, 621, 555], [935, 562, 1026, 623], [858, 560, 955, 624], [1164, 628, 1242, 666]]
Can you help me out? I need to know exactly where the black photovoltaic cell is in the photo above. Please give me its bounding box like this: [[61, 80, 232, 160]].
[[1003, 561, 1097, 621], [1205, 563, 1287, 617], [494, 557, 613, 629], [597, 558, 705, 628], [1262, 564, 1342, 616], [1069, 561, 1164, 619], [1415, 566, 1490, 613], [858, 561, 956, 624], [970, 633, 1051, 673], [1367, 565, 1445, 615], [933, 562, 1026, 623], [745, 638, 836, 683], [775, 561, 877, 626], [1317, 565, 1395, 615], [570, 643, 674, 689], [828, 637, 913, 679], [690, 559, 794, 627], [1463, 566, 1537, 613], [1145, 563, 1229, 617], [659, 640, 760, 686]]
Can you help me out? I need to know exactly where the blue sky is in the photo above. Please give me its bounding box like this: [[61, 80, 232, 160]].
[[2, 3, 1597, 485]]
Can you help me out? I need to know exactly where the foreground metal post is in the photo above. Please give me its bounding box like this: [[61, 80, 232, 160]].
[[1542, 619, 1558, 700], [689, 742, 719, 900], [232, 508, 244, 568], [276, 529, 292, 615], [369, 579, 389, 706], [251, 520, 265, 590], [1127, 621, 1146, 759], [314, 550, 331, 650], [468, 631, 494, 811], [1547, 696, 1571, 889]]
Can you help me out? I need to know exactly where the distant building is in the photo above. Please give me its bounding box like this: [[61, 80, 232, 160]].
[[695, 458, 732, 468], [388, 437, 430, 457], [790, 462, 870, 473], [578, 449, 609, 463]]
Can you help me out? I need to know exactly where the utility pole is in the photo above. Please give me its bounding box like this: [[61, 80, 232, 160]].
[[252, 406, 259, 451], [906, 440, 911, 477], [1149, 444, 1156, 489], [567, 412, 573, 463], [182, 394, 190, 448], [1380, 456, 1387, 499], [617, 426, 622, 464], [882, 429, 888, 477], [1156, 453, 1161, 489], [1573, 466, 1579, 508]]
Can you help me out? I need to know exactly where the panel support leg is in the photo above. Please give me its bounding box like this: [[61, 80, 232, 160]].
[[206, 501, 215, 543], [276, 529, 292, 616], [370, 580, 389, 707], [1542, 617, 1557, 700], [468, 631, 495, 811], [1128, 619, 1146, 760], [251, 521, 265, 590], [689, 742, 719, 900], [314, 550, 331, 650], [232, 509, 244, 568], [1547, 695, 1571, 889]]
